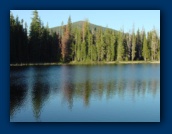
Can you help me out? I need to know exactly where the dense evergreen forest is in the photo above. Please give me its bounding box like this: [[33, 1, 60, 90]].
[[10, 10, 160, 64]]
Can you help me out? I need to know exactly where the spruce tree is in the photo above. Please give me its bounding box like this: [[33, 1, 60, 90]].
[[110, 31, 115, 61], [117, 30, 124, 61], [132, 32, 136, 61], [142, 36, 149, 61], [29, 10, 42, 63]]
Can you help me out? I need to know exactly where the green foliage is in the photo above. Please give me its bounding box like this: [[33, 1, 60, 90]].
[[142, 36, 149, 61], [10, 11, 160, 64], [117, 30, 124, 61], [10, 12, 28, 63], [132, 29, 136, 61], [151, 29, 159, 61], [157, 38, 160, 60], [49, 21, 118, 36], [110, 31, 116, 61], [135, 29, 142, 60]]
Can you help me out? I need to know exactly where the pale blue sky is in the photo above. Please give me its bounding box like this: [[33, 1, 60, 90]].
[[10, 10, 160, 33]]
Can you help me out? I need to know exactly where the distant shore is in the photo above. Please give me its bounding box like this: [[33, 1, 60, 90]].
[[10, 61, 160, 66], [106, 61, 160, 64]]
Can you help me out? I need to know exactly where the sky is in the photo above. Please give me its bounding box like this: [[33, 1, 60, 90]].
[[10, 10, 160, 34]]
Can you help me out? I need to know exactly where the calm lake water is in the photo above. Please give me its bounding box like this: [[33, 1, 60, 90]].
[[10, 64, 160, 122]]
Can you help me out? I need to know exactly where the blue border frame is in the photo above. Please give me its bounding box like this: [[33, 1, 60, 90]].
[[1, 0, 171, 134]]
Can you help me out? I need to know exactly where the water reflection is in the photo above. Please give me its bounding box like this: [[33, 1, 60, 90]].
[[10, 84, 27, 118], [10, 64, 160, 122], [32, 79, 50, 121], [61, 66, 75, 110]]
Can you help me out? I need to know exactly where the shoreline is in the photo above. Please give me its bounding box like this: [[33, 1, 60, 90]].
[[10, 61, 160, 66]]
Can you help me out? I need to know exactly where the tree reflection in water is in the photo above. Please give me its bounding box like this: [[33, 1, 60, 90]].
[[10, 64, 160, 122]]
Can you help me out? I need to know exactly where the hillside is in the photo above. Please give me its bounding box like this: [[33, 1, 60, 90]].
[[49, 21, 118, 35]]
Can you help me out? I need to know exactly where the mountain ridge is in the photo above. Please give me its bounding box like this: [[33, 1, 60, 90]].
[[49, 21, 119, 34]]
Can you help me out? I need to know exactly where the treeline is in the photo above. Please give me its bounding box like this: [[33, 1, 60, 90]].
[[10, 11, 61, 64], [10, 10, 160, 64]]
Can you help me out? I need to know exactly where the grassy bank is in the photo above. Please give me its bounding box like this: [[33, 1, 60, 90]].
[[10, 61, 160, 66], [69, 61, 160, 65], [113, 61, 160, 64]]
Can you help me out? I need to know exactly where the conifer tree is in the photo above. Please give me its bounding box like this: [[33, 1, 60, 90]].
[[132, 26, 136, 61], [151, 29, 158, 61], [135, 29, 142, 60], [61, 16, 73, 62], [117, 30, 124, 61], [142, 35, 149, 61], [147, 32, 152, 61], [10, 11, 160, 64], [110, 31, 116, 61], [61, 26, 69, 62], [29, 10, 42, 62], [104, 29, 111, 61]]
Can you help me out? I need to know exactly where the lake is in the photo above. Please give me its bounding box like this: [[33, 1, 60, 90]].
[[10, 64, 160, 122]]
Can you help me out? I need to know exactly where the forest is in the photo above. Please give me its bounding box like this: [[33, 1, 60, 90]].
[[10, 10, 160, 64]]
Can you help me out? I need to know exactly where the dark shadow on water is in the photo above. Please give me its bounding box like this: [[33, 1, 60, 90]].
[[10, 84, 27, 118], [31, 69, 51, 121]]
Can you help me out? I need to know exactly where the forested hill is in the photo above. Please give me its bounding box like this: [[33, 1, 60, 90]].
[[49, 21, 118, 35], [10, 10, 160, 64]]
